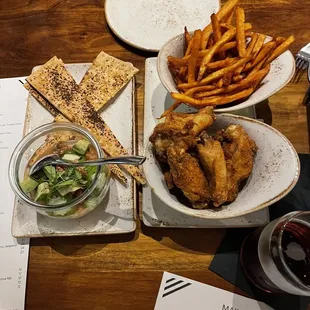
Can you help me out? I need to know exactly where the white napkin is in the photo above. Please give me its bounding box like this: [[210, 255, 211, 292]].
[[155, 272, 273, 310], [0, 77, 30, 310]]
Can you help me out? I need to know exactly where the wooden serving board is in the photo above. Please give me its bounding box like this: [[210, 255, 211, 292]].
[[12, 63, 137, 238]]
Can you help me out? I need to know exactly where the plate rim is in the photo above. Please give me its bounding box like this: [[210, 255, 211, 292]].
[[105, 0, 221, 52]]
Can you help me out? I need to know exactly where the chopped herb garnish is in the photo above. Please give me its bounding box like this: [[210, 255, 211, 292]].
[[20, 139, 101, 210]]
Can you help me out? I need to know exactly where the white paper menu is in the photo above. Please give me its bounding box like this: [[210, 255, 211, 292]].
[[155, 272, 274, 310], [0, 77, 30, 310]]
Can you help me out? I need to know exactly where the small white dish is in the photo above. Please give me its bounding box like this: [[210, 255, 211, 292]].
[[157, 34, 295, 112], [12, 63, 137, 238], [105, 0, 220, 52], [144, 113, 300, 220]]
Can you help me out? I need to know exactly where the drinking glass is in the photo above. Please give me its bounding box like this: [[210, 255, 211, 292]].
[[240, 211, 310, 296]]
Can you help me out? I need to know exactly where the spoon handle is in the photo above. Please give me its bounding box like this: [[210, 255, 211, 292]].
[[54, 155, 146, 167]]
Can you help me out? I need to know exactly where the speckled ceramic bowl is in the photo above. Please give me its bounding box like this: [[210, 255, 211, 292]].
[[157, 34, 295, 113], [143, 114, 300, 220]]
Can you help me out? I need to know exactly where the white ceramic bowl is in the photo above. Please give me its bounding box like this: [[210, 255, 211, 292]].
[[143, 114, 300, 220], [157, 33, 295, 112]]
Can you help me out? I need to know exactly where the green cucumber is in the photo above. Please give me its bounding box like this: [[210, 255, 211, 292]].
[[43, 166, 56, 182], [73, 140, 90, 155], [35, 182, 50, 201], [62, 153, 80, 162], [20, 177, 38, 193]]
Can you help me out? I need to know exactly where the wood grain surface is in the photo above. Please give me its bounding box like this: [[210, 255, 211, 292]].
[[1, 0, 310, 309]]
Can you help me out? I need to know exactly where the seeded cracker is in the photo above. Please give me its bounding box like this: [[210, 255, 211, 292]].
[[26, 56, 146, 184], [24, 82, 128, 184], [80, 52, 139, 111]]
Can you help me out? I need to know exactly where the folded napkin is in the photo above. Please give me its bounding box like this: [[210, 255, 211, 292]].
[[209, 154, 310, 310]]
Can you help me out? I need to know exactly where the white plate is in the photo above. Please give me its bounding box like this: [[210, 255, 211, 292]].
[[12, 63, 137, 238], [142, 57, 270, 227], [105, 0, 220, 52], [157, 34, 295, 112]]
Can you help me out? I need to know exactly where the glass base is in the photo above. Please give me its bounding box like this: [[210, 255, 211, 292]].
[[240, 228, 285, 294]]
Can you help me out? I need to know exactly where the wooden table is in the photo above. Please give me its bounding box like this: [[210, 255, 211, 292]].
[[1, 0, 310, 309]]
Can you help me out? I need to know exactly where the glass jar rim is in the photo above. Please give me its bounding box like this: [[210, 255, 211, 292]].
[[271, 211, 310, 292], [8, 122, 105, 210]]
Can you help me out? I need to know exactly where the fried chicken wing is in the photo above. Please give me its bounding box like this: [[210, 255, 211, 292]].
[[149, 107, 215, 162], [164, 170, 174, 190], [197, 134, 228, 207], [218, 124, 257, 202], [167, 145, 210, 208]]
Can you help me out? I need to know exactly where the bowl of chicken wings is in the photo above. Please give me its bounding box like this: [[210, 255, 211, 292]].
[[144, 108, 300, 219]]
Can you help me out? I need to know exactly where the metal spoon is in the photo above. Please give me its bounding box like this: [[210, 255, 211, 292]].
[[29, 154, 146, 176]]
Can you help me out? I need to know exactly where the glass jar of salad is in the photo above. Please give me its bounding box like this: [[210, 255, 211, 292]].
[[9, 122, 110, 219]]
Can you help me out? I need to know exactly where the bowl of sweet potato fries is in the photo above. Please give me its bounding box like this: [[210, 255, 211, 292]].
[[157, 0, 295, 113]]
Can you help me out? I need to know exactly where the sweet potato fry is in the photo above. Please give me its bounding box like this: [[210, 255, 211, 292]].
[[198, 28, 237, 80], [265, 35, 295, 64], [220, 23, 235, 31], [251, 41, 276, 67], [201, 0, 240, 49], [175, 74, 183, 85], [185, 38, 194, 56], [241, 41, 276, 72], [235, 7, 246, 57], [167, 56, 183, 68], [169, 65, 184, 85], [235, 33, 258, 74], [185, 85, 216, 96], [220, 22, 252, 32], [274, 36, 286, 45], [179, 66, 188, 83], [181, 42, 239, 66], [222, 72, 233, 86], [172, 87, 254, 108], [206, 57, 237, 70], [247, 33, 258, 55], [198, 23, 252, 80], [207, 34, 215, 48], [211, 14, 225, 59], [179, 56, 251, 90], [160, 101, 182, 118], [245, 31, 254, 38], [188, 30, 201, 83], [200, 42, 237, 58], [232, 74, 244, 83], [195, 66, 270, 98], [168, 54, 237, 70], [184, 26, 191, 47], [247, 60, 264, 77], [168, 64, 177, 80], [216, 79, 224, 88], [252, 33, 266, 57], [223, 7, 236, 25], [195, 88, 224, 98], [253, 64, 270, 88]]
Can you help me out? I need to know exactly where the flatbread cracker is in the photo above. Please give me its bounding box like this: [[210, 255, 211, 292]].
[[24, 82, 60, 118], [80, 52, 138, 110], [26, 57, 145, 184], [24, 82, 127, 184]]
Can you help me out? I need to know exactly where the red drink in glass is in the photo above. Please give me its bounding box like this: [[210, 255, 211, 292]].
[[240, 211, 310, 296]]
